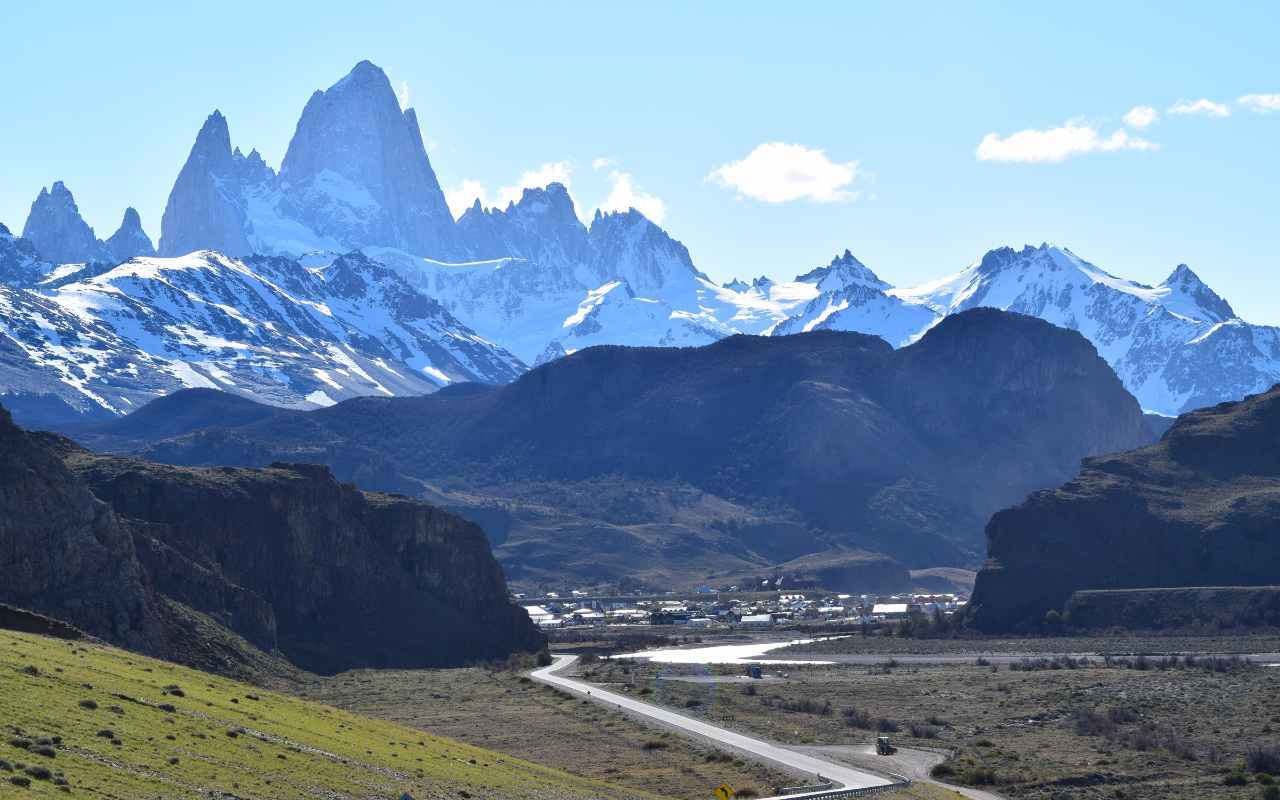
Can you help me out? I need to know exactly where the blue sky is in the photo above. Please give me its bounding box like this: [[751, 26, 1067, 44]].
[[4, 1, 1278, 321]]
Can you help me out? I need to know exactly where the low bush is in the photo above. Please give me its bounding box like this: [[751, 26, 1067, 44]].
[[1248, 746, 1280, 774], [842, 707, 872, 729]]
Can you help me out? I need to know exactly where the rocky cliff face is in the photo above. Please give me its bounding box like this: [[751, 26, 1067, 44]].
[[0, 404, 542, 673], [967, 384, 1280, 632], [68, 454, 543, 673], [0, 405, 161, 649]]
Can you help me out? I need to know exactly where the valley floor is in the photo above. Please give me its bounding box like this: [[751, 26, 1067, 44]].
[[283, 659, 799, 800], [577, 633, 1280, 800]]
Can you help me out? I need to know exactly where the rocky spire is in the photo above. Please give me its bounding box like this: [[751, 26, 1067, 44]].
[[21, 181, 112, 265], [158, 111, 252, 257], [105, 207, 156, 262], [587, 208, 706, 291], [278, 60, 456, 257]]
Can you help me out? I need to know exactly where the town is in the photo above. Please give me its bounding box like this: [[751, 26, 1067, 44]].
[[516, 589, 967, 631]]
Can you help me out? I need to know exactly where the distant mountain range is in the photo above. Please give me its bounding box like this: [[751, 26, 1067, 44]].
[[70, 310, 1154, 590], [3, 59, 1278, 425]]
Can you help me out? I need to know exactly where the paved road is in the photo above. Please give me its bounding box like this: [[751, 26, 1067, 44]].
[[800, 744, 1003, 800], [531, 655, 896, 795]]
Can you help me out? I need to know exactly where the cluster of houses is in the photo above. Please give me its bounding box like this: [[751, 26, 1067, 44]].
[[517, 591, 966, 630]]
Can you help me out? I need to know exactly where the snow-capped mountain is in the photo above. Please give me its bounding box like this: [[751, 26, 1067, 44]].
[[5, 58, 1277, 422], [785, 243, 1280, 414], [887, 244, 1280, 414], [768, 250, 938, 345], [0, 247, 523, 426], [368, 188, 752, 361]]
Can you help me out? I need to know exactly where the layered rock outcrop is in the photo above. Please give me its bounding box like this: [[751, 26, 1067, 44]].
[[967, 385, 1280, 631]]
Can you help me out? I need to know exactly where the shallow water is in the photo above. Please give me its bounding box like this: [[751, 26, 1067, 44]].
[[612, 637, 843, 665]]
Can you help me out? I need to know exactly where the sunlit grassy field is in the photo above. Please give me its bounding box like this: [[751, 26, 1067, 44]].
[[0, 629, 657, 799]]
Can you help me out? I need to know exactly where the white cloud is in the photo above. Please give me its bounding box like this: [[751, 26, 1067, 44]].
[[1168, 98, 1231, 118], [1123, 105, 1159, 129], [591, 157, 615, 170], [396, 80, 411, 111], [709, 142, 858, 203], [1239, 93, 1280, 113], [597, 171, 666, 224], [444, 179, 490, 218], [976, 122, 1158, 163]]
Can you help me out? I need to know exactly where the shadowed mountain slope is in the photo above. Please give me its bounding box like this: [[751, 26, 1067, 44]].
[[77, 309, 1153, 586]]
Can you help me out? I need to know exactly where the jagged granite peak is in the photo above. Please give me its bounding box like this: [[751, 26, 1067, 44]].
[[278, 60, 455, 256], [21, 181, 113, 265], [104, 207, 156, 262], [796, 248, 889, 291], [455, 182, 589, 263], [158, 110, 253, 257]]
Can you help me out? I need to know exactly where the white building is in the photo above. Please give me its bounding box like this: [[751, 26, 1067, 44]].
[[871, 603, 913, 618]]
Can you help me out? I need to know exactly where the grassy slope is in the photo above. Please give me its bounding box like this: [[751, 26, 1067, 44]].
[[0, 630, 658, 800]]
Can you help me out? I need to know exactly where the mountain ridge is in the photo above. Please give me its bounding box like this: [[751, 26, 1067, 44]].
[[71, 309, 1154, 590], [4, 59, 1277, 418]]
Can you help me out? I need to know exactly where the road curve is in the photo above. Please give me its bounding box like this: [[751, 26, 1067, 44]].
[[530, 655, 895, 795]]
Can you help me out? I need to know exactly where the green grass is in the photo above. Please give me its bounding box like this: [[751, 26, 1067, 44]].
[[0, 629, 660, 799]]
